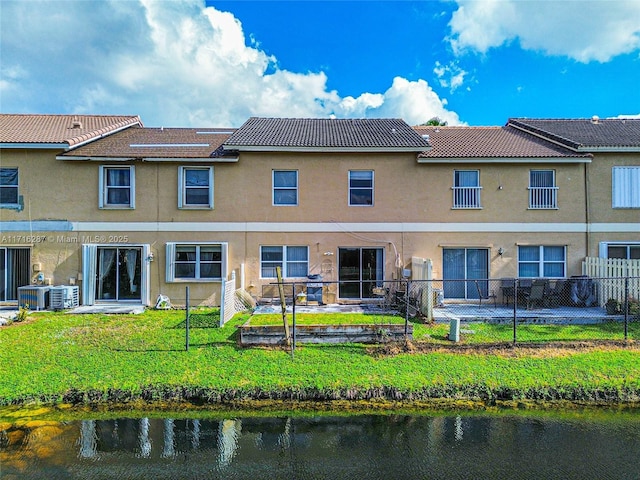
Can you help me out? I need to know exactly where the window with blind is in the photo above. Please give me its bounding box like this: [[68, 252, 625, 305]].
[[528, 170, 557, 209], [349, 170, 374, 206], [518, 245, 565, 278], [612, 166, 640, 208], [99, 166, 135, 208], [166, 243, 227, 282], [261, 246, 309, 278], [452, 170, 481, 208]]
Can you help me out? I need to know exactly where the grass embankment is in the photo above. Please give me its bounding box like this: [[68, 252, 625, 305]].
[[0, 309, 638, 407]]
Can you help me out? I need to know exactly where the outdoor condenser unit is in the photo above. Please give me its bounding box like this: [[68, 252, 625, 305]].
[[49, 285, 79, 310], [17, 286, 51, 310]]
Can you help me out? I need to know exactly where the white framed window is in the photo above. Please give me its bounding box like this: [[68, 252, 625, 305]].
[[0, 167, 19, 207], [99, 165, 135, 209], [452, 170, 481, 208], [273, 170, 298, 206], [261, 246, 308, 278], [612, 166, 640, 208], [605, 243, 640, 260], [518, 245, 566, 278], [528, 170, 557, 209], [166, 242, 227, 282], [179, 166, 213, 209], [349, 170, 374, 206]]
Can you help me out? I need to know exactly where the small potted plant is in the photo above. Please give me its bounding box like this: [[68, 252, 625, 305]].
[[605, 298, 620, 315]]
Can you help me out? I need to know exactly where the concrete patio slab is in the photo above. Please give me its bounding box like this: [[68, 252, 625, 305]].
[[69, 305, 146, 315]]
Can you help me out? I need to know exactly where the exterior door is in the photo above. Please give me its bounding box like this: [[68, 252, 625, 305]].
[[443, 248, 489, 300], [0, 247, 30, 302], [338, 247, 383, 299], [96, 247, 142, 302]]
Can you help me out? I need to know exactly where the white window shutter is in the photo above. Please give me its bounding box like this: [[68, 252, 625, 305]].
[[178, 167, 185, 208], [129, 166, 136, 209], [166, 243, 176, 282], [82, 244, 97, 305], [208, 166, 214, 209], [98, 166, 105, 209]]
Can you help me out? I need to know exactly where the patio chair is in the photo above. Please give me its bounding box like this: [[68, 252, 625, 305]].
[[524, 281, 546, 309], [474, 280, 497, 307], [546, 280, 566, 307], [500, 279, 515, 305]]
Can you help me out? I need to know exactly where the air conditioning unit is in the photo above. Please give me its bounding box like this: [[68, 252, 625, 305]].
[[50, 286, 79, 310], [18, 286, 51, 310]]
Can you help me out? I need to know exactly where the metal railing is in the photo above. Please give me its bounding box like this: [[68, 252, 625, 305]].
[[528, 186, 558, 209], [452, 186, 481, 209]]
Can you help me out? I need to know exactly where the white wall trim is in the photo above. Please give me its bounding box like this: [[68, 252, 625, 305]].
[[3, 220, 640, 234]]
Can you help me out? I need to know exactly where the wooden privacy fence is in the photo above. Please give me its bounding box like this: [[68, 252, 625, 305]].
[[582, 257, 640, 306]]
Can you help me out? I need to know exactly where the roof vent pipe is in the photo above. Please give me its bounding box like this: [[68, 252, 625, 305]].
[[591, 115, 600, 124], [422, 134, 430, 141]]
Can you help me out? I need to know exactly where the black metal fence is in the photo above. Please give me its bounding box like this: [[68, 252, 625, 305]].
[[274, 276, 639, 344], [398, 276, 640, 343]]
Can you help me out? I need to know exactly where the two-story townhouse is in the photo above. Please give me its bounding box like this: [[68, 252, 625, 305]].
[[2, 114, 634, 308], [0, 114, 142, 303], [57, 117, 433, 306], [412, 124, 591, 300], [507, 118, 640, 261]]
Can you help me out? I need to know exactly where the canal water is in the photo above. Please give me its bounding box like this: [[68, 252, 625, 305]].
[[1, 410, 639, 479]]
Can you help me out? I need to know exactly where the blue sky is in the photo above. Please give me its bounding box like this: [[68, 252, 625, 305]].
[[1, 0, 639, 127]]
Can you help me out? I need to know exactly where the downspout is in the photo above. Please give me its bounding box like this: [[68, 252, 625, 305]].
[[584, 161, 591, 258]]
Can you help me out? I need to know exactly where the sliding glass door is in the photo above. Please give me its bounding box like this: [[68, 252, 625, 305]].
[[338, 247, 384, 299], [443, 248, 489, 300], [95, 247, 142, 302], [0, 247, 30, 302]]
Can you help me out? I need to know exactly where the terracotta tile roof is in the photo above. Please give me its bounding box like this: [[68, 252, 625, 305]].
[[508, 118, 640, 150], [0, 114, 142, 147], [60, 126, 237, 159], [413, 125, 591, 160], [224, 117, 432, 151]]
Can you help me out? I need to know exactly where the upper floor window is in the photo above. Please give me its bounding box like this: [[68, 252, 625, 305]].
[[273, 170, 298, 206], [0, 168, 19, 206], [99, 166, 135, 209], [166, 242, 227, 282], [612, 166, 640, 208], [349, 170, 374, 206], [179, 166, 213, 209], [518, 245, 566, 278], [452, 170, 481, 208], [528, 170, 557, 209], [261, 246, 308, 278], [607, 244, 640, 260]]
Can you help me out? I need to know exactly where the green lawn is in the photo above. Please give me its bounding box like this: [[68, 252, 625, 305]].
[[0, 309, 638, 406]]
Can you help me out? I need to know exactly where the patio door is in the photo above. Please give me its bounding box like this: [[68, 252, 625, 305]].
[[82, 244, 150, 305], [443, 248, 489, 300], [338, 247, 383, 299], [95, 247, 142, 302], [0, 247, 30, 302]]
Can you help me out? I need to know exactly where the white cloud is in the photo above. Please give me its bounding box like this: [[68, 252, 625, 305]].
[[0, 0, 463, 126], [613, 113, 640, 119], [335, 77, 464, 126], [433, 61, 468, 92], [448, 0, 640, 62]]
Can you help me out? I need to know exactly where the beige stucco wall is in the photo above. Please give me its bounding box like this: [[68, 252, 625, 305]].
[[0, 150, 591, 223], [583, 153, 640, 257], [4, 146, 630, 306]]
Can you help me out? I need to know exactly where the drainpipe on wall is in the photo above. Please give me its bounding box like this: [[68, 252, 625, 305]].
[[584, 162, 591, 258]]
